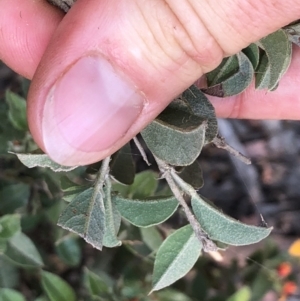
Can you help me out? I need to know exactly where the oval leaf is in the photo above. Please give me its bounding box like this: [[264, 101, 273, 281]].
[[57, 188, 106, 250], [151, 225, 202, 292], [242, 43, 260, 70], [60, 176, 87, 202], [255, 52, 271, 89], [4, 232, 43, 268], [14, 153, 77, 172], [114, 195, 178, 227], [257, 29, 292, 90], [0, 288, 25, 301], [181, 86, 218, 143], [191, 194, 272, 245], [204, 52, 253, 97], [140, 227, 163, 252], [178, 160, 203, 190], [110, 143, 135, 185], [0, 214, 21, 239], [55, 236, 81, 267], [41, 271, 76, 301], [142, 99, 206, 166]]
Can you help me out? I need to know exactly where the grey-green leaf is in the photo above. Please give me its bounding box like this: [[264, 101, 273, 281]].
[[243, 43, 260, 70], [5, 91, 28, 131], [55, 235, 81, 267], [41, 271, 76, 301], [181, 86, 218, 143], [151, 225, 202, 292], [140, 227, 163, 252], [102, 192, 122, 248], [142, 99, 207, 166], [110, 143, 135, 185], [114, 195, 178, 227], [191, 193, 272, 245], [0, 288, 26, 301], [0, 256, 19, 289], [14, 153, 77, 172], [178, 160, 203, 189], [255, 52, 271, 89], [4, 232, 43, 268], [257, 29, 292, 90], [0, 215, 21, 239], [203, 52, 253, 97], [57, 188, 106, 250], [60, 176, 87, 202]]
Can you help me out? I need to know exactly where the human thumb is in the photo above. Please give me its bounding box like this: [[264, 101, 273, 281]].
[[28, 0, 300, 166]]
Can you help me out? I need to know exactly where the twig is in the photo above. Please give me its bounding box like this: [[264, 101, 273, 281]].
[[133, 137, 151, 166], [94, 156, 111, 191], [212, 135, 251, 165], [154, 156, 217, 252]]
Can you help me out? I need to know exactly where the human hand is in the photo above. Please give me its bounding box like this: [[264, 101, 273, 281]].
[[0, 0, 299, 166]]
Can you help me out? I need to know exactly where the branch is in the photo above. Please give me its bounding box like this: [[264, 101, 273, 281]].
[[94, 156, 111, 192], [154, 156, 218, 252], [133, 137, 151, 166]]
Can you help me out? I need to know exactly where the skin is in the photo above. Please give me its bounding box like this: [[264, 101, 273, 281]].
[[0, 0, 300, 165]]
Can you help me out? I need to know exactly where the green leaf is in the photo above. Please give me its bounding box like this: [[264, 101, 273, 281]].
[[255, 52, 271, 89], [102, 191, 122, 248], [0, 184, 30, 214], [257, 29, 292, 90], [178, 160, 203, 189], [0, 215, 21, 239], [55, 235, 81, 267], [110, 143, 135, 185], [41, 271, 76, 301], [155, 289, 193, 301], [203, 52, 253, 97], [4, 232, 44, 268], [0, 288, 25, 301], [243, 43, 260, 70], [5, 91, 28, 131], [114, 195, 178, 227], [250, 270, 273, 301], [191, 194, 272, 245], [84, 268, 112, 298], [181, 86, 218, 143], [57, 188, 106, 250], [151, 225, 202, 292], [227, 286, 251, 301], [0, 256, 19, 288], [0, 240, 7, 255], [14, 153, 77, 172], [142, 99, 207, 166], [60, 176, 87, 202], [140, 227, 163, 252]]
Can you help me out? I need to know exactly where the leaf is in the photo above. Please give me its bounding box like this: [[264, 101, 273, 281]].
[[151, 225, 202, 292], [114, 195, 178, 227], [113, 170, 158, 199], [55, 235, 81, 267], [60, 176, 87, 202], [0, 184, 30, 214], [5, 91, 28, 131], [203, 52, 253, 97], [14, 153, 77, 172], [178, 160, 203, 189], [102, 192, 122, 248], [41, 271, 76, 301], [0, 256, 19, 288], [57, 188, 106, 250], [191, 193, 272, 245], [242, 43, 260, 70], [140, 227, 163, 252], [110, 143, 135, 185], [4, 232, 44, 268], [142, 99, 207, 166], [0, 288, 26, 301], [0, 240, 7, 255], [181, 86, 218, 143], [155, 289, 193, 301], [250, 270, 273, 301], [255, 52, 271, 89], [285, 23, 300, 46], [257, 29, 292, 90], [227, 286, 251, 301], [0, 215, 21, 239], [84, 268, 112, 298]]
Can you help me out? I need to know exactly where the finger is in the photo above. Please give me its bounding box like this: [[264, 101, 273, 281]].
[[210, 46, 300, 119], [28, 0, 300, 166], [0, 0, 63, 78]]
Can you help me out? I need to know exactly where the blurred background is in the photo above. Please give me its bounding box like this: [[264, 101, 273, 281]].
[[0, 61, 299, 301]]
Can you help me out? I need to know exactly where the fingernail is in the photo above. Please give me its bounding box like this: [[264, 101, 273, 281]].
[[42, 55, 145, 166]]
